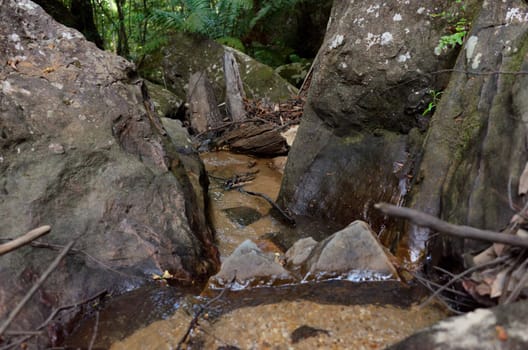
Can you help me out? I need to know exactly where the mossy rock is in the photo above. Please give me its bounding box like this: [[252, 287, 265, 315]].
[[137, 32, 297, 105]]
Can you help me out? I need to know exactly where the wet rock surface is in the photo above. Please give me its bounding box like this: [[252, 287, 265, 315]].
[[278, 0, 459, 240], [388, 300, 528, 350], [0, 0, 217, 341], [297, 221, 398, 280], [409, 0, 528, 263], [209, 240, 291, 288]]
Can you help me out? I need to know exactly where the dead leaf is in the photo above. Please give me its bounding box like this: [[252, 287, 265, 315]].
[[42, 66, 55, 74], [493, 243, 506, 257], [496, 325, 508, 341], [472, 246, 497, 266], [475, 282, 491, 296], [516, 229, 528, 239], [490, 269, 508, 298], [518, 162, 528, 195]]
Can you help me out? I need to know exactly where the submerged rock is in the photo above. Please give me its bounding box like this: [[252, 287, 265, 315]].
[[209, 240, 291, 288], [0, 0, 218, 341], [223, 206, 263, 227], [288, 221, 398, 280]]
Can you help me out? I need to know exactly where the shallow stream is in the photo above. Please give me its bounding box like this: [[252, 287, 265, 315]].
[[64, 151, 449, 349]]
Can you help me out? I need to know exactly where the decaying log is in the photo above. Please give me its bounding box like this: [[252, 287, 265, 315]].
[[187, 71, 223, 134], [218, 123, 288, 156], [375, 203, 528, 248], [223, 50, 246, 122]]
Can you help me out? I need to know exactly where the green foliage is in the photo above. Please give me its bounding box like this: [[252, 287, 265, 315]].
[[436, 18, 468, 52], [422, 90, 443, 116], [81, 0, 307, 65], [432, 1, 470, 54]]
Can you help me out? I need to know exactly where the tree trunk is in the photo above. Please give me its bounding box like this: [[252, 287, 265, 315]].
[[223, 50, 246, 122], [115, 0, 129, 57], [187, 72, 223, 134]]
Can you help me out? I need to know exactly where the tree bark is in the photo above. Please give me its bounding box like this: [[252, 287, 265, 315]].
[[223, 50, 246, 122], [187, 72, 223, 134], [115, 0, 129, 57]]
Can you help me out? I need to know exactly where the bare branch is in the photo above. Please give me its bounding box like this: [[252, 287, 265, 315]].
[[0, 226, 51, 255], [375, 203, 528, 248], [0, 240, 75, 336]]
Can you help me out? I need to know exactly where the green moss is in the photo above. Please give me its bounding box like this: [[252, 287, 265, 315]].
[[341, 133, 365, 145]]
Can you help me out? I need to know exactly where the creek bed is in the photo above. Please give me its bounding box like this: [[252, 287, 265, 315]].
[[64, 151, 449, 349]]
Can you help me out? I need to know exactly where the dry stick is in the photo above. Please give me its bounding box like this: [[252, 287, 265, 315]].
[[238, 188, 296, 226], [504, 257, 528, 304], [420, 255, 510, 308], [0, 293, 107, 350], [0, 226, 51, 255], [176, 277, 234, 350], [0, 240, 75, 336], [28, 240, 143, 281], [88, 311, 100, 350], [374, 203, 528, 248]]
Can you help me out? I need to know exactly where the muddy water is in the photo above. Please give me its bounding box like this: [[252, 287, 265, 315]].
[[65, 151, 449, 349], [201, 151, 287, 256]]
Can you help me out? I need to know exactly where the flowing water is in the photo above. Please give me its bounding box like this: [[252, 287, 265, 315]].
[[64, 151, 449, 349]]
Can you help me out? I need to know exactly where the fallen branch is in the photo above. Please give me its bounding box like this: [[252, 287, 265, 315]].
[[375, 203, 528, 248], [0, 226, 51, 255], [88, 311, 100, 350], [238, 188, 296, 226], [0, 240, 75, 336], [176, 276, 234, 349], [0, 289, 107, 350]]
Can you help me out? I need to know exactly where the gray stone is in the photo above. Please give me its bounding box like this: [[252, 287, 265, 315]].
[[302, 221, 397, 280], [209, 240, 291, 287], [278, 0, 466, 240], [388, 301, 528, 350], [0, 0, 218, 340], [409, 0, 528, 261], [285, 237, 318, 267]]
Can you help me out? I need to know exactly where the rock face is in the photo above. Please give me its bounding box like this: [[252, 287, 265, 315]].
[[408, 0, 528, 264], [278, 0, 459, 241], [138, 33, 297, 104], [287, 221, 398, 280], [0, 0, 218, 340], [209, 240, 291, 288], [388, 301, 528, 350]]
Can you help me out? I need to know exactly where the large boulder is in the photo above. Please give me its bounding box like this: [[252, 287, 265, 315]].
[[278, 0, 463, 245], [388, 301, 528, 350], [408, 0, 528, 265], [0, 0, 218, 341], [287, 221, 398, 280], [138, 32, 297, 104]]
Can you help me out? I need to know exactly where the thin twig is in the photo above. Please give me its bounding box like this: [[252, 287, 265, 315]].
[[88, 311, 100, 350], [504, 256, 528, 304], [419, 255, 510, 308], [238, 188, 296, 226], [412, 272, 469, 297], [0, 240, 75, 336], [0, 290, 107, 350], [176, 277, 234, 349], [28, 240, 143, 280], [375, 203, 528, 248], [0, 226, 51, 255]]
